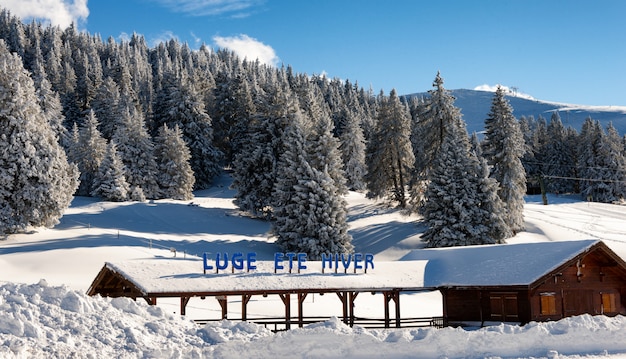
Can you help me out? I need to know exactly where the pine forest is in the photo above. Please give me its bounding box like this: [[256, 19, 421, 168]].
[[1, 9, 625, 253]]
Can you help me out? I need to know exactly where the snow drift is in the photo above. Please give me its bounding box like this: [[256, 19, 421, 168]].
[[2, 280, 626, 358]]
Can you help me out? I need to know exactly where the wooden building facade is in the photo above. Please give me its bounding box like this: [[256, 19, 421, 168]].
[[438, 241, 626, 327]]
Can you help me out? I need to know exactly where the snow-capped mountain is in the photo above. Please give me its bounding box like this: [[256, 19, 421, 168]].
[[405, 89, 626, 135]]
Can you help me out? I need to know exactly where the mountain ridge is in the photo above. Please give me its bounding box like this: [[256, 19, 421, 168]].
[[404, 89, 626, 135]]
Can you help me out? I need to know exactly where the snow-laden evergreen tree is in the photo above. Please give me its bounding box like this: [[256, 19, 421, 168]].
[[543, 112, 577, 193], [231, 81, 296, 218], [304, 88, 348, 195], [272, 117, 353, 259], [518, 115, 539, 180], [409, 72, 463, 211], [91, 76, 123, 139], [422, 118, 510, 248], [211, 69, 256, 165], [30, 59, 71, 149], [112, 106, 160, 200], [91, 141, 130, 202], [482, 86, 527, 233], [154, 123, 195, 200], [152, 68, 223, 189], [578, 120, 626, 203], [0, 40, 78, 233], [75, 110, 108, 196], [339, 107, 367, 191], [365, 89, 414, 207]]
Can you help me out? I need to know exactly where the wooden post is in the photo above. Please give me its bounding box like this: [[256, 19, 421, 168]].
[[180, 296, 191, 316], [348, 292, 359, 326], [279, 293, 291, 330], [242, 294, 252, 321], [216, 296, 228, 319], [336, 292, 348, 324], [392, 291, 400, 328], [298, 292, 308, 327], [383, 291, 391, 328]]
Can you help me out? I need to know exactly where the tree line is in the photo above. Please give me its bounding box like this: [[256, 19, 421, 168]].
[[1, 9, 625, 254]]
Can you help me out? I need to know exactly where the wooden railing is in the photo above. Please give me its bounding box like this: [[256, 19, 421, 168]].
[[194, 316, 445, 332]]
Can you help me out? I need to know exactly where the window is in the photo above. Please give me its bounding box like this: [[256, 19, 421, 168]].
[[540, 293, 557, 315], [601, 293, 616, 314]]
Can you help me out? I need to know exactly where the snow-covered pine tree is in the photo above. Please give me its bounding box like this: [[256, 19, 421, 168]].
[[231, 80, 296, 218], [75, 109, 108, 196], [422, 118, 509, 248], [0, 40, 79, 233], [154, 123, 195, 200], [211, 69, 256, 165], [30, 58, 71, 149], [152, 68, 223, 189], [409, 72, 463, 211], [543, 112, 577, 194], [91, 76, 123, 139], [304, 88, 348, 195], [579, 120, 626, 203], [339, 107, 367, 191], [91, 141, 130, 202], [365, 89, 414, 207], [603, 123, 626, 200], [112, 106, 160, 200], [482, 86, 527, 233], [272, 117, 353, 259]]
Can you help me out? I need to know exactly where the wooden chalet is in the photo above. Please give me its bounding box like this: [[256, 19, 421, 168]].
[[405, 239, 626, 327]]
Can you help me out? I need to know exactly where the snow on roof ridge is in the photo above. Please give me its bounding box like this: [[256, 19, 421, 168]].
[[402, 239, 601, 287]]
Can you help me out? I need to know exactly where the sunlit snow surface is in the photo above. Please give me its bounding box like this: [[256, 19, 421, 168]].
[[2, 173, 626, 358]]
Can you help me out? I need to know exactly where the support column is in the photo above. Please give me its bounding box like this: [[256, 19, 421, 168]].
[[298, 292, 308, 327], [279, 293, 291, 330], [242, 294, 252, 321], [383, 291, 391, 328], [392, 291, 400, 328], [337, 292, 348, 324], [216, 296, 228, 319], [180, 296, 191, 316], [348, 292, 359, 326]]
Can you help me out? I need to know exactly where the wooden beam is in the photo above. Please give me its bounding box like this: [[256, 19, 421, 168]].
[[144, 296, 157, 306]]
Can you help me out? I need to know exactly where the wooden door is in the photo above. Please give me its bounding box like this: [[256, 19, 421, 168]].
[[490, 292, 519, 322]]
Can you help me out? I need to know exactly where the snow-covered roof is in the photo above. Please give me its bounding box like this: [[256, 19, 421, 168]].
[[403, 239, 601, 287], [98, 259, 430, 295], [91, 240, 615, 297]]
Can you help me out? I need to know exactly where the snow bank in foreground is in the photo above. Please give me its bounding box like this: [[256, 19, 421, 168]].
[[2, 281, 626, 359]]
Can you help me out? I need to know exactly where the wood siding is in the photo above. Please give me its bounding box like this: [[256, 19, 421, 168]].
[[529, 250, 626, 322], [443, 246, 626, 327]]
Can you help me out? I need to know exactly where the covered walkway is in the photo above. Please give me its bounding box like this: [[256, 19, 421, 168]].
[[87, 258, 438, 330]]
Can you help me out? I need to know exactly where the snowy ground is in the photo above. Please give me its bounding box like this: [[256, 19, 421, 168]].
[[2, 172, 626, 358]]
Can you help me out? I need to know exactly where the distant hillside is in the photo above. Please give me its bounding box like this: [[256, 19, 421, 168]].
[[405, 89, 626, 135]]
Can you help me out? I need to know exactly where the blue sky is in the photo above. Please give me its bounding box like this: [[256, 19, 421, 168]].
[[5, 0, 626, 106]]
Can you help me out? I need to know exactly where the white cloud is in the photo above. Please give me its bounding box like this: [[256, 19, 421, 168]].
[[150, 0, 264, 17], [2, 0, 88, 28], [474, 84, 535, 100], [213, 34, 279, 66]]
